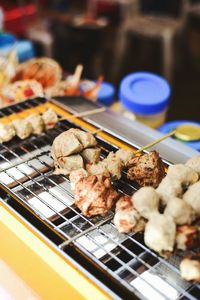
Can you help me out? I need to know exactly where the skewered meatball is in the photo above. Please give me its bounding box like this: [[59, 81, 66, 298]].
[[51, 131, 83, 159], [115, 149, 134, 166], [26, 113, 44, 135], [12, 119, 33, 139], [74, 174, 118, 217], [164, 197, 196, 225], [68, 128, 97, 148], [81, 147, 101, 163], [42, 108, 58, 129], [114, 195, 145, 233], [186, 156, 200, 175], [54, 154, 84, 175], [69, 168, 88, 190], [180, 254, 200, 282], [0, 123, 15, 143], [133, 187, 160, 219], [104, 152, 122, 180], [156, 177, 182, 205], [86, 161, 110, 177], [127, 151, 165, 188], [167, 164, 198, 185], [183, 181, 200, 214], [176, 225, 200, 251], [144, 213, 176, 253]]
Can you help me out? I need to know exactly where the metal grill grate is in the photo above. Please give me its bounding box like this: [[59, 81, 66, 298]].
[[0, 98, 199, 300]]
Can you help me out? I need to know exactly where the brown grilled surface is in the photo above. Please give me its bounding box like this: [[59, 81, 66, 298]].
[[0, 98, 200, 300]]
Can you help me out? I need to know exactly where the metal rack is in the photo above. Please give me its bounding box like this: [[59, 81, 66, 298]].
[[0, 98, 199, 300]]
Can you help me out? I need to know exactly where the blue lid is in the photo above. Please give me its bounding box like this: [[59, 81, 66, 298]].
[[158, 120, 200, 151], [0, 33, 16, 47], [119, 72, 171, 115], [98, 82, 115, 106], [0, 40, 34, 62]]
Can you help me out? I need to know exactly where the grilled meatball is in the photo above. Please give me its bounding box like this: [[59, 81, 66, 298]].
[[183, 181, 200, 215], [81, 147, 101, 163], [176, 225, 200, 251], [51, 131, 83, 159], [127, 151, 165, 188], [68, 128, 97, 148], [186, 156, 200, 175], [156, 177, 182, 205], [167, 164, 198, 186], [54, 154, 84, 175], [164, 197, 196, 225], [144, 213, 176, 253], [104, 152, 122, 180], [0, 123, 15, 143], [133, 187, 160, 219], [74, 174, 118, 217], [42, 108, 58, 129], [114, 195, 145, 233], [180, 254, 200, 282], [86, 161, 110, 177], [26, 113, 44, 135], [12, 119, 33, 139], [69, 168, 88, 190], [115, 149, 134, 166]]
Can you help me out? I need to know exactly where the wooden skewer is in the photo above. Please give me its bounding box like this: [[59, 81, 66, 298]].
[[134, 130, 176, 155], [59, 107, 106, 121]]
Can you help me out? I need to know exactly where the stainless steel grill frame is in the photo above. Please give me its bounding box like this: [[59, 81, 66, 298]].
[[0, 98, 199, 300]]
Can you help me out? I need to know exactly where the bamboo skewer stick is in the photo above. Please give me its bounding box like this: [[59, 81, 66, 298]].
[[59, 107, 106, 121], [134, 130, 177, 155]]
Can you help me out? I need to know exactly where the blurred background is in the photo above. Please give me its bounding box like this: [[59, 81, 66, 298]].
[[1, 0, 200, 121]]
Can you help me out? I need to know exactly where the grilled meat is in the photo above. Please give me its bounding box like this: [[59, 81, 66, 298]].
[[26, 113, 44, 135], [69, 168, 89, 190], [0, 123, 15, 143], [186, 155, 200, 175], [86, 161, 110, 177], [12, 119, 33, 139], [54, 154, 84, 175], [81, 147, 101, 163], [176, 225, 200, 251], [180, 254, 200, 282], [74, 174, 118, 217], [115, 149, 134, 166], [114, 195, 145, 233], [68, 128, 97, 148], [183, 181, 200, 215], [127, 151, 165, 188], [156, 177, 182, 205], [104, 152, 122, 180], [167, 164, 198, 186], [42, 108, 58, 129]]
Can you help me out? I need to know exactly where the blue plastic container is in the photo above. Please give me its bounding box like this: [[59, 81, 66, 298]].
[[119, 72, 171, 128], [97, 81, 115, 106], [159, 120, 200, 151]]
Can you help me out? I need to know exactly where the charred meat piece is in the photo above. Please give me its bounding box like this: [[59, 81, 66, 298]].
[[74, 174, 118, 217], [127, 151, 165, 188], [42, 108, 58, 129], [186, 155, 200, 175], [69, 168, 88, 190], [114, 195, 145, 233], [26, 113, 44, 135], [54, 154, 84, 175], [115, 149, 134, 166], [51, 131, 83, 159], [68, 128, 97, 148], [144, 213, 176, 254], [133, 187, 160, 219], [81, 147, 101, 163], [12, 119, 33, 139], [156, 177, 182, 205], [167, 164, 198, 185], [176, 225, 200, 251], [183, 181, 200, 215], [164, 197, 196, 225], [0, 123, 15, 143], [180, 254, 200, 282]]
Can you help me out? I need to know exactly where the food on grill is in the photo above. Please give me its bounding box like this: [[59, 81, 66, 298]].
[[74, 174, 118, 217], [127, 151, 165, 188], [164, 197, 195, 225], [180, 254, 200, 282], [114, 195, 145, 233], [86, 161, 110, 177], [54, 154, 84, 175], [176, 225, 200, 251], [52, 131, 83, 159], [69, 168, 89, 190], [12, 119, 33, 139], [156, 177, 182, 205], [183, 181, 200, 214], [0, 123, 15, 143], [115, 149, 134, 166], [144, 213, 176, 253], [133, 187, 160, 219], [104, 152, 122, 180], [186, 155, 200, 175], [167, 164, 198, 186], [26, 113, 44, 135], [68, 128, 97, 149], [11, 57, 62, 89], [81, 147, 101, 163], [42, 108, 58, 129]]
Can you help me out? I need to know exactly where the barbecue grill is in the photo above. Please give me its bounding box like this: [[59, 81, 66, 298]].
[[0, 97, 199, 300]]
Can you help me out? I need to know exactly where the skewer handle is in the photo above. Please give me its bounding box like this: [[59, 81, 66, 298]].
[[134, 130, 176, 155], [59, 107, 106, 121]]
